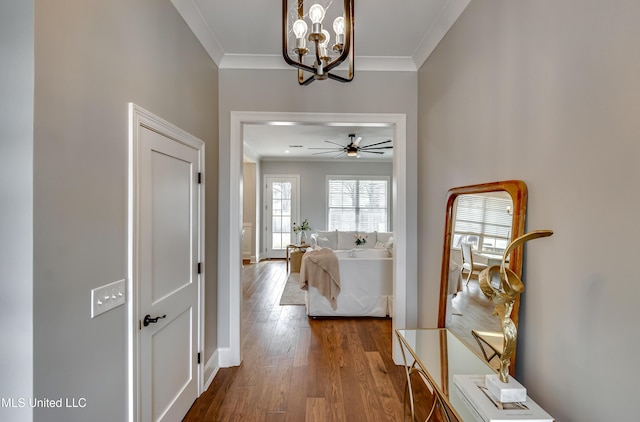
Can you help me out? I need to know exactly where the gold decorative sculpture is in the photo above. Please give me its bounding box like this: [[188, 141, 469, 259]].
[[478, 230, 553, 383]]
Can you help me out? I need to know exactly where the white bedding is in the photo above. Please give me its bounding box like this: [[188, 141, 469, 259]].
[[303, 249, 393, 317]]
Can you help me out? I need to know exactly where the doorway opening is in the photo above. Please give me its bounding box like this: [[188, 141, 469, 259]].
[[220, 111, 408, 367]]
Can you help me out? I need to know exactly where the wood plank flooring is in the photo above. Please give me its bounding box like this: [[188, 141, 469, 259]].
[[183, 260, 406, 422]]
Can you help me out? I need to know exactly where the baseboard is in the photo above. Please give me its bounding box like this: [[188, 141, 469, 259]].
[[203, 349, 220, 391], [217, 347, 231, 367]]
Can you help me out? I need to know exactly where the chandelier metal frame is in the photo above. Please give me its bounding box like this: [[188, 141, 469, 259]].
[[282, 0, 355, 85]]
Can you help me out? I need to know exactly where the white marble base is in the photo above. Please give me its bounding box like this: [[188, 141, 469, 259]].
[[485, 374, 527, 403]]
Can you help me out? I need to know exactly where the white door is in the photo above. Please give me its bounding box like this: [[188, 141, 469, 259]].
[[130, 105, 203, 422], [264, 175, 299, 258]]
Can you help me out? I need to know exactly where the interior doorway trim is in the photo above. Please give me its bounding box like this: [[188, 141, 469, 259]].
[[127, 103, 206, 421], [222, 111, 407, 366]]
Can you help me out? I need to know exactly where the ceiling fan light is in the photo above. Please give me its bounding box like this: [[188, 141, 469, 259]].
[[347, 150, 357, 157]]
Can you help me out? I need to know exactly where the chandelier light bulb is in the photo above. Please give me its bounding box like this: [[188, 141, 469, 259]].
[[292, 19, 308, 39], [333, 16, 345, 35], [332, 15, 345, 52], [319, 29, 330, 48], [282, 0, 354, 84], [308, 4, 326, 24]]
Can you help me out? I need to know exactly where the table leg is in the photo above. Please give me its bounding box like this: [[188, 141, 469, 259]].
[[286, 246, 290, 272], [396, 331, 456, 422]]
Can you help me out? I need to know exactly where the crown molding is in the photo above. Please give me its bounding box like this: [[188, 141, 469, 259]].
[[356, 56, 417, 72], [412, 0, 472, 68], [172, 0, 471, 71], [219, 54, 417, 72], [171, 0, 225, 65]]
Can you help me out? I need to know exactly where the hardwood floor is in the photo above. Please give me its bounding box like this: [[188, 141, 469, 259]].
[[183, 260, 406, 422]]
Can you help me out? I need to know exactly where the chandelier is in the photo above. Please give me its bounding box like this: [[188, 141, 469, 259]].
[[282, 0, 355, 85]]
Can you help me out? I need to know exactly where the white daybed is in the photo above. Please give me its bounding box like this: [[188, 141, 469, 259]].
[[300, 230, 394, 317]]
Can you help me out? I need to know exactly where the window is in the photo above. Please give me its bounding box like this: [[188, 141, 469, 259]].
[[327, 176, 389, 231], [453, 194, 513, 254]]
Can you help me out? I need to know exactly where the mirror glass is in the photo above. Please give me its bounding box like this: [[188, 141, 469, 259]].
[[437, 180, 527, 372]]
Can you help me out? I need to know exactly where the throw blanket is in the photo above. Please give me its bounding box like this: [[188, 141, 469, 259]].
[[299, 248, 341, 309]]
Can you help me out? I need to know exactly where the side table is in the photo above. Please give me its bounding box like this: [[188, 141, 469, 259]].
[[286, 243, 308, 272]]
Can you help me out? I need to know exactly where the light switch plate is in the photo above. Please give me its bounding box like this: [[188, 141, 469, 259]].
[[91, 279, 126, 318]]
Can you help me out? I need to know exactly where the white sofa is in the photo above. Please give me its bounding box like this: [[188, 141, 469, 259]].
[[304, 230, 394, 317], [309, 230, 394, 252]]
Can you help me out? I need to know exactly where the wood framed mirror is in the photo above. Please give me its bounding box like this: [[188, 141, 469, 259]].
[[437, 180, 527, 373]]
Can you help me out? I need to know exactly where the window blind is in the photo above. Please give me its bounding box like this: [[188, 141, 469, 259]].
[[327, 177, 388, 232], [454, 194, 513, 251]]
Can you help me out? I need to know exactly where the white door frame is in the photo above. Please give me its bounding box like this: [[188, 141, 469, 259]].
[[222, 111, 407, 367], [127, 103, 206, 422], [264, 174, 300, 258]]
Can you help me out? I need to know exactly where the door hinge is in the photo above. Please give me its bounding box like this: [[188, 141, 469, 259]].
[[197, 352, 201, 364], [197, 172, 202, 184], [197, 262, 202, 274]]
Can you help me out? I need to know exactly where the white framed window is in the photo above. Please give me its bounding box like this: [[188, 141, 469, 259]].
[[327, 176, 389, 232], [452, 194, 513, 254]]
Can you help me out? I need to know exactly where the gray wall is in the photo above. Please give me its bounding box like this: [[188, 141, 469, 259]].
[[218, 69, 419, 349], [0, 2, 34, 421], [33, 1, 218, 421], [418, 0, 640, 420], [260, 160, 393, 253]]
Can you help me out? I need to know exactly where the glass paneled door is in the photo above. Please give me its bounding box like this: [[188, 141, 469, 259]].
[[264, 175, 299, 259]]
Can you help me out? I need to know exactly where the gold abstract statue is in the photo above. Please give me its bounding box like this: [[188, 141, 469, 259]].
[[478, 230, 553, 383]]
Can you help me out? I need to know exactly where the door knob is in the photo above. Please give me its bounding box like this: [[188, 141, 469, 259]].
[[143, 314, 166, 327]]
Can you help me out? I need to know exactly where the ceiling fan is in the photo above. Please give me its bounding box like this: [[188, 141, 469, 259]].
[[309, 133, 393, 158]]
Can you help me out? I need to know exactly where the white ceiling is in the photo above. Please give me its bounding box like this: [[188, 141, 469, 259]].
[[170, 0, 470, 160], [243, 123, 395, 162]]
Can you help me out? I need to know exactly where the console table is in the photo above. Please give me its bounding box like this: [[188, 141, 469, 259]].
[[396, 328, 495, 421]]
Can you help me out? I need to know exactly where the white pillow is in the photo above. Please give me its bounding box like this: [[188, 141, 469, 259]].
[[385, 236, 394, 257], [316, 230, 338, 250], [376, 231, 394, 243], [337, 231, 358, 250], [374, 241, 386, 249]]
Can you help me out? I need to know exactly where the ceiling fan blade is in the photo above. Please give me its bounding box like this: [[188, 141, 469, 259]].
[[324, 140, 346, 147], [353, 136, 363, 146], [312, 150, 343, 155], [359, 150, 385, 154], [332, 151, 346, 158], [359, 139, 392, 148], [309, 147, 344, 150], [360, 146, 394, 150]]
